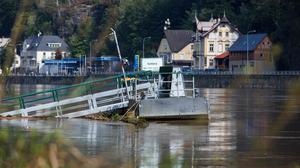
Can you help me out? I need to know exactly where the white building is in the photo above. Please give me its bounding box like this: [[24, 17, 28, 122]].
[[20, 35, 70, 73], [194, 13, 240, 69]]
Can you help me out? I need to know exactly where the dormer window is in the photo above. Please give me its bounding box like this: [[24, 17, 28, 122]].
[[47, 43, 61, 48]]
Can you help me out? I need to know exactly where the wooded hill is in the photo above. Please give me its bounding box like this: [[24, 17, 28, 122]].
[[1, 0, 300, 70]]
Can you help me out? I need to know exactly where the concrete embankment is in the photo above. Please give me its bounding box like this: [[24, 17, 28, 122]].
[[1, 74, 300, 88], [194, 74, 300, 89]]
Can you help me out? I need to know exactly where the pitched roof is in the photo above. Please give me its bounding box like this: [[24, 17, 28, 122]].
[[164, 30, 194, 52], [228, 33, 267, 52], [26, 35, 69, 52]]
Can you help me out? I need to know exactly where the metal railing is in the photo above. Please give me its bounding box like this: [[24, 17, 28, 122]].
[[0, 74, 125, 113], [187, 71, 300, 76], [154, 76, 196, 98]]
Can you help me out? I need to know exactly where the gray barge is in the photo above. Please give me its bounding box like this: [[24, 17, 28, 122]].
[[138, 66, 210, 120]]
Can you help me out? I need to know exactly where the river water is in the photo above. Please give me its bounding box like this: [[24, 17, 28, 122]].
[[1, 85, 300, 167]]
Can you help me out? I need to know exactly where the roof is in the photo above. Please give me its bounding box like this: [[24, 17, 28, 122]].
[[164, 30, 194, 52], [228, 33, 268, 52], [202, 21, 240, 37], [197, 21, 215, 32], [25, 35, 69, 52], [215, 51, 229, 59]]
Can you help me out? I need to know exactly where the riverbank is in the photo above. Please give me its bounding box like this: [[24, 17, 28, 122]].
[[1, 74, 300, 88]]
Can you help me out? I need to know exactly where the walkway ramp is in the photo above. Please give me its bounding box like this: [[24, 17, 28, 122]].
[[0, 75, 151, 118]]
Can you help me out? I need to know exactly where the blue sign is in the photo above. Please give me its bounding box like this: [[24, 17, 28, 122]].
[[134, 55, 140, 70]]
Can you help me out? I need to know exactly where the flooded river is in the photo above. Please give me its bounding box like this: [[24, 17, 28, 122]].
[[1, 85, 300, 167]]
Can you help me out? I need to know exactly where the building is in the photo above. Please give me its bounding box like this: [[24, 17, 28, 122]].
[[157, 30, 194, 67], [194, 13, 240, 69], [20, 35, 70, 73], [228, 33, 275, 73]]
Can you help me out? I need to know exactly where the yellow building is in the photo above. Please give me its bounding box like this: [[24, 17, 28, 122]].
[[194, 13, 240, 69], [157, 30, 194, 67]]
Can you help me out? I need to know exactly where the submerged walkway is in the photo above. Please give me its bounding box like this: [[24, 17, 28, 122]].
[[0, 73, 152, 118]]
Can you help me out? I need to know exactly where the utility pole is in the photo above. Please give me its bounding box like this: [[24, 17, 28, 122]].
[[111, 28, 130, 98], [247, 30, 256, 74], [142, 37, 151, 58]]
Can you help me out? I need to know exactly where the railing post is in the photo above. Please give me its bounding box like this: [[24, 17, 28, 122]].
[[193, 76, 195, 98], [18, 97, 25, 109], [52, 90, 59, 102]]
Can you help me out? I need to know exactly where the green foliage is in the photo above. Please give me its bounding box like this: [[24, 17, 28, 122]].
[[1, 0, 300, 69], [68, 35, 88, 57], [0, 128, 113, 168], [111, 113, 121, 121], [0, 0, 19, 36]]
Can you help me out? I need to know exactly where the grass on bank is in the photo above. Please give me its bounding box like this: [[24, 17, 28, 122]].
[[0, 128, 118, 168]]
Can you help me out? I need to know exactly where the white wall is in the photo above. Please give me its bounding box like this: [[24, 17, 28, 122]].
[[204, 24, 239, 69]]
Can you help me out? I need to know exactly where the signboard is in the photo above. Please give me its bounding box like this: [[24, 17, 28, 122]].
[[141, 58, 164, 72], [134, 54, 140, 70]]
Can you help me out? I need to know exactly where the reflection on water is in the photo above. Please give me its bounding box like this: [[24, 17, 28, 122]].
[[1, 87, 300, 167]]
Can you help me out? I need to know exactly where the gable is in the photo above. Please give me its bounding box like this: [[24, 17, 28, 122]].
[[203, 22, 240, 38]]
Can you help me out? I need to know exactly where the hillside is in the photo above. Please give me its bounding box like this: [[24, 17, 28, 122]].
[[1, 0, 300, 70]]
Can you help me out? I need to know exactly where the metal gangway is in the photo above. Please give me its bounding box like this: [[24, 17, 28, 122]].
[[0, 74, 152, 118]]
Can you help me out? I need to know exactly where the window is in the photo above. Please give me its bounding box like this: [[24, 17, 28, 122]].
[[30, 60, 36, 66], [43, 52, 46, 59], [260, 53, 263, 57], [47, 43, 62, 48], [191, 44, 194, 50], [226, 32, 229, 37], [180, 54, 185, 60], [209, 44, 214, 52], [219, 32, 222, 37], [225, 44, 230, 50], [218, 44, 223, 52], [209, 59, 214, 66]]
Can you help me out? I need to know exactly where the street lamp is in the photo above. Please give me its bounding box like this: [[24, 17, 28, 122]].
[[142, 36, 151, 58], [246, 30, 256, 74], [110, 28, 130, 98], [89, 39, 98, 73]]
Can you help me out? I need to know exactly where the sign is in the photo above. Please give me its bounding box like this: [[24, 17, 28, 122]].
[[141, 58, 164, 72], [134, 54, 140, 70]]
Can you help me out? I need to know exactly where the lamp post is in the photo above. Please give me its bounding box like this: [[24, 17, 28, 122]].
[[246, 30, 256, 74], [89, 39, 98, 73], [142, 36, 151, 58], [110, 28, 130, 98]]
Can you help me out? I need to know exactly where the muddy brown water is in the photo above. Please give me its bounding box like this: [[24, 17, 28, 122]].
[[1, 85, 300, 167]]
